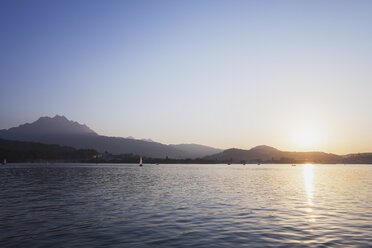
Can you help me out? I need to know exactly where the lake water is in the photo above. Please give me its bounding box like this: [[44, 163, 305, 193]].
[[0, 163, 371, 247]]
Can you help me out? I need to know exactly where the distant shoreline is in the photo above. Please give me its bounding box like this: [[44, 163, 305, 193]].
[[3, 161, 372, 165], [2, 137, 372, 164]]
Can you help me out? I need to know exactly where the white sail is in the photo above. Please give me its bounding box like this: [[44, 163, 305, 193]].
[[139, 156, 143, 166]]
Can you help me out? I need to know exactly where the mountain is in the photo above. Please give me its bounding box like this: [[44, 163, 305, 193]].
[[342, 153, 372, 164], [205, 145, 343, 164], [0, 115, 219, 159], [2, 115, 97, 137], [206, 145, 282, 161], [2, 115, 370, 163], [169, 144, 222, 159]]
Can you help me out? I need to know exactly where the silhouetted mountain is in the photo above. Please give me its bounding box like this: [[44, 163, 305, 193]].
[[0, 116, 219, 159], [2, 116, 371, 163], [342, 153, 372, 164], [169, 144, 222, 158], [205, 145, 344, 164], [0, 115, 97, 139], [205, 146, 280, 161]]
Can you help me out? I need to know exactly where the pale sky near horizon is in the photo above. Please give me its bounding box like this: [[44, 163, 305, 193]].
[[1, 0, 372, 154]]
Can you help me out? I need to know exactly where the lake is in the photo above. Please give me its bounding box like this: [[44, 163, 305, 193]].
[[0, 163, 371, 247]]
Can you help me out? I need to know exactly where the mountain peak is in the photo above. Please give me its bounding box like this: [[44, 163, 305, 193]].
[[0, 116, 221, 158], [53, 114, 68, 120], [37, 115, 68, 122], [250, 145, 278, 151], [5, 115, 97, 136]]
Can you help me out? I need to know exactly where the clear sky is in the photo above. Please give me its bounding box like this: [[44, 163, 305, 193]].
[[1, 0, 372, 154]]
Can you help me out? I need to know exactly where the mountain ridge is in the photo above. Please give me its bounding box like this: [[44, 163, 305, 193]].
[[3, 115, 97, 136], [0, 115, 221, 159], [204, 145, 362, 164], [1, 115, 371, 163]]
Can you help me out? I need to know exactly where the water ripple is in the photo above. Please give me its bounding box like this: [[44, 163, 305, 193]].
[[0, 164, 371, 247]]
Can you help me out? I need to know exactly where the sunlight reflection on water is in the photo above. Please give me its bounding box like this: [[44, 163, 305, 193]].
[[0, 163, 371, 247], [303, 164, 315, 222]]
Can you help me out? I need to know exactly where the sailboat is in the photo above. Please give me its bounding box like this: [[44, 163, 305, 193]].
[[139, 156, 143, 167], [2, 159, 6, 165]]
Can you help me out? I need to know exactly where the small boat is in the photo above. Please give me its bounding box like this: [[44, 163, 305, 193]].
[[139, 156, 143, 167], [2, 159, 6, 165], [292, 164, 296, 167]]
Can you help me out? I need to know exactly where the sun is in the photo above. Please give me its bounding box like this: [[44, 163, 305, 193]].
[[292, 126, 321, 150]]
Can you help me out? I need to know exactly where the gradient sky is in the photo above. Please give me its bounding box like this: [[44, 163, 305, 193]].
[[1, 0, 372, 154]]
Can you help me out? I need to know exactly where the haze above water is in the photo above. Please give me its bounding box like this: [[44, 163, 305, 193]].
[[1, 164, 371, 247]]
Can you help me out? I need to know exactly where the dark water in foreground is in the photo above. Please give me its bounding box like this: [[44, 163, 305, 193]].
[[0, 164, 371, 247]]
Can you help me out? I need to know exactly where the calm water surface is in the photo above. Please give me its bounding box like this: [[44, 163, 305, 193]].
[[0, 164, 371, 247]]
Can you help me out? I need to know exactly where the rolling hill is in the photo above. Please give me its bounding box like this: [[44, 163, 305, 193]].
[[204, 145, 345, 164]]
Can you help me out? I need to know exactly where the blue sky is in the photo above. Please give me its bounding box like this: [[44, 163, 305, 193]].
[[1, 0, 372, 153]]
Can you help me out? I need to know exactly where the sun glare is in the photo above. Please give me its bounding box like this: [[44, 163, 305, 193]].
[[292, 126, 321, 150]]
